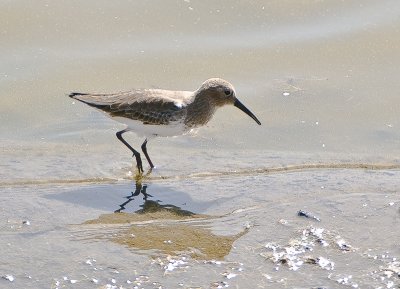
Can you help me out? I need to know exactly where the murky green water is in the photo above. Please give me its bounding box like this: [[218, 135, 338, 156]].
[[1, 1, 400, 288]]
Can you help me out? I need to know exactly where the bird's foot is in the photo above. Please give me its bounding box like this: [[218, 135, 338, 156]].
[[144, 167, 153, 177]]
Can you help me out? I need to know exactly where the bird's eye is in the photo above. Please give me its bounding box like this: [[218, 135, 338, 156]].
[[224, 89, 231, 96]]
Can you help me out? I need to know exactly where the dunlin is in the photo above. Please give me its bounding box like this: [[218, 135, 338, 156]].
[[69, 78, 261, 173]]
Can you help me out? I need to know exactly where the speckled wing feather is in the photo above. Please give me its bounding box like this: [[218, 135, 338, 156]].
[[69, 89, 189, 125]]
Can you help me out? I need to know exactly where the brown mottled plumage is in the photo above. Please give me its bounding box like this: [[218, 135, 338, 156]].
[[69, 78, 261, 173]]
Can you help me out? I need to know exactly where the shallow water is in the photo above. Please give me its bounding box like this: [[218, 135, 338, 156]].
[[1, 1, 400, 288]]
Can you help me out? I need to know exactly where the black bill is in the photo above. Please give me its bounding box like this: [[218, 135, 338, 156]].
[[234, 99, 261, 125]]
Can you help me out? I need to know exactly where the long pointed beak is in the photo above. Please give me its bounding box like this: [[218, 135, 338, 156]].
[[234, 99, 261, 125]]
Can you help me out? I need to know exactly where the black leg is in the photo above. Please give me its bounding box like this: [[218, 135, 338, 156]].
[[141, 139, 154, 168], [116, 129, 143, 173]]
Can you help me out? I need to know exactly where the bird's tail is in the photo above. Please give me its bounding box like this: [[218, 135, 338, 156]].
[[68, 92, 112, 109], [69, 92, 88, 98]]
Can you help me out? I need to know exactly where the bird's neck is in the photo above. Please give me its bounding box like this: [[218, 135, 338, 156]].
[[184, 93, 217, 127]]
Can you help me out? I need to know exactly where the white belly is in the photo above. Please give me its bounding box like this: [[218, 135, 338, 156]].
[[112, 116, 189, 137]]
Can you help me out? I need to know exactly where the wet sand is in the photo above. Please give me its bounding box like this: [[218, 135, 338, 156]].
[[1, 164, 399, 288], [1, 0, 400, 288]]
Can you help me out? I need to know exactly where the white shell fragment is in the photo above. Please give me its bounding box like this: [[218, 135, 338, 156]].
[[224, 273, 237, 279], [317, 256, 335, 270], [3, 275, 14, 282], [164, 258, 187, 272]]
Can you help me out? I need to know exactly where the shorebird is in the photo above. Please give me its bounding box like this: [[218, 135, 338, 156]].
[[69, 78, 261, 173]]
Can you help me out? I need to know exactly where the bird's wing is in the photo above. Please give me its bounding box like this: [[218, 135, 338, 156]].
[[69, 89, 191, 125]]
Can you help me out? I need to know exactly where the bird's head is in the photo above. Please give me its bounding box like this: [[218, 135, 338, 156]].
[[196, 78, 261, 125]]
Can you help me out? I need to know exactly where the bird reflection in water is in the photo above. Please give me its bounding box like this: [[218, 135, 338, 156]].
[[114, 178, 196, 218], [114, 181, 151, 213], [84, 179, 248, 260]]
